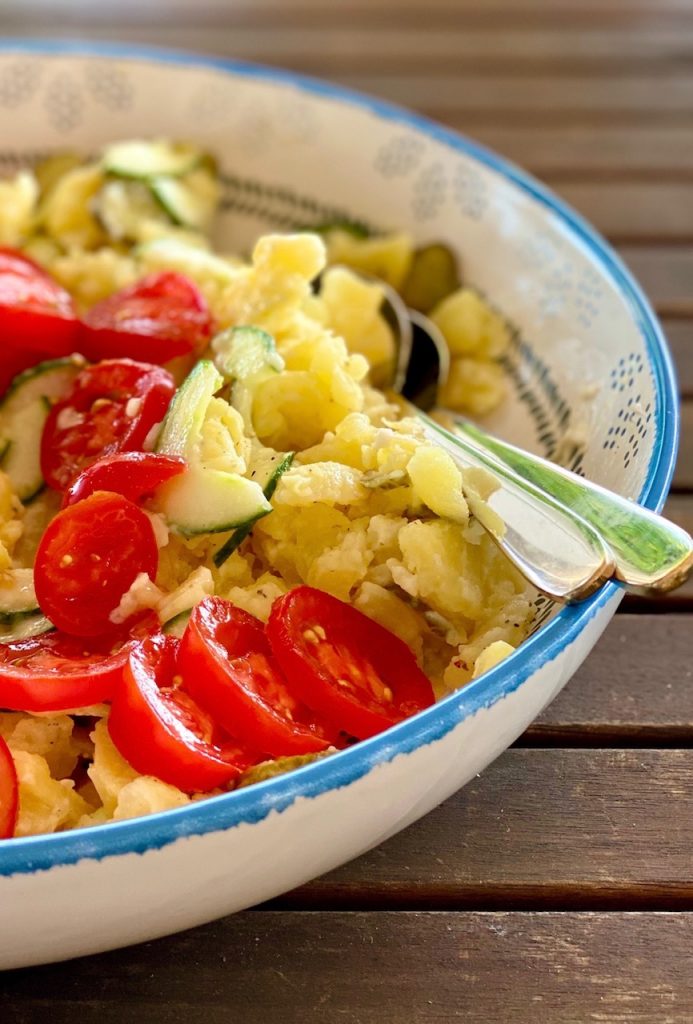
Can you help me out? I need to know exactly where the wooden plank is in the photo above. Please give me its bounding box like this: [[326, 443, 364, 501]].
[[553, 183, 693, 243], [7, 0, 693, 28], [665, 493, 693, 534], [528, 614, 693, 739], [3, 912, 692, 1022], [673, 402, 692, 490], [13, 0, 693, 13], [274, 749, 693, 909], [3, 22, 693, 69], [454, 126, 693, 177], [5, 25, 693, 77], [662, 320, 693, 396], [332, 73, 693, 118], [618, 247, 693, 313]]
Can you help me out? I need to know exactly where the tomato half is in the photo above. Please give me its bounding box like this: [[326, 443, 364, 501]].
[[40, 358, 176, 491], [109, 634, 260, 792], [0, 615, 157, 713], [267, 586, 435, 740], [34, 491, 159, 637], [79, 272, 214, 365], [0, 734, 18, 840], [179, 597, 337, 758], [63, 451, 186, 508], [0, 248, 79, 393]]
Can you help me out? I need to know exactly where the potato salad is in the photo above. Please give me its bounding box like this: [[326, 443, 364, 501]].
[[0, 139, 531, 839]]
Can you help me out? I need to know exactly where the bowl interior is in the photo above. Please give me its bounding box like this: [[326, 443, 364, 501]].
[[0, 46, 665, 514]]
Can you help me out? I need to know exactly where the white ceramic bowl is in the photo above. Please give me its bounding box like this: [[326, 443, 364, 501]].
[[0, 42, 679, 969]]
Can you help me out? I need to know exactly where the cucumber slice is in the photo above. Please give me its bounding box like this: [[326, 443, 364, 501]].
[[213, 326, 284, 381], [102, 140, 203, 181], [162, 609, 192, 638], [0, 612, 53, 643], [311, 219, 370, 240], [0, 357, 83, 503], [212, 326, 284, 433], [1, 356, 84, 418], [156, 360, 270, 535], [214, 449, 294, 567], [0, 569, 38, 621], [157, 465, 271, 537], [93, 179, 170, 242], [156, 360, 223, 460], [1, 398, 49, 501], [137, 238, 237, 283], [400, 243, 461, 314], [247, 448, 295, 497], [150, 171, 218, 232]]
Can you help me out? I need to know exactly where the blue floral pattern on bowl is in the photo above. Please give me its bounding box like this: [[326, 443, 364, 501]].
[[0, 50, 659, 505]]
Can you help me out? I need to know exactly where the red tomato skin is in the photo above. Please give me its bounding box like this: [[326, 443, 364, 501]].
[[0, 615, 157, 713], [40, 359, 176, 491], [109, 634, 257, 793], [63, 452, 186, 508], [79, 272, 214, 364], [0, 734, 18, 840], [178, 598, 336, 758], [34, 491, 159, 637], [0, 350, 43, 397], [267, 586, 435, 740], [0, 247, 78, 366], [0, 248, 64, 278]]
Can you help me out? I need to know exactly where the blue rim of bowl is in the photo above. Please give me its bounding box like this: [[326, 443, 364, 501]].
[[0, 40, 680, 877]]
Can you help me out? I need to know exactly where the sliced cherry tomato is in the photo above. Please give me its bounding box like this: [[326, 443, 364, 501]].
[[63, 451, 186, 508], [79, 272, 214, 365], [0, 246, 78, 366], [267, 586, 435, 740], [34, 491, 159, 637], [109, 634, 260, 792], [0, 615, 157, 713], [0, 734, 18, 839], [178, 597, 338, 758], [40, 358, 176, 491], [0, 350, 42, 398]]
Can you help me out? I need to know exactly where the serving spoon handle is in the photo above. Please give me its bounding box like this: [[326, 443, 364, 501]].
[[418, 415, 615, 602], [341, 266, 692, 600], [455, 420, 693, 595]]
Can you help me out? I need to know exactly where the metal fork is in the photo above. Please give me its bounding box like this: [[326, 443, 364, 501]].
[[358, 270, 692, 601]]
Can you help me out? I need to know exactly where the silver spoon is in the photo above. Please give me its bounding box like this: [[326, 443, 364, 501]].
[[348, 270, 692, 600]]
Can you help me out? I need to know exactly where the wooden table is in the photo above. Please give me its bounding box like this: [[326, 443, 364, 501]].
[[2, 1, 692, 1019]]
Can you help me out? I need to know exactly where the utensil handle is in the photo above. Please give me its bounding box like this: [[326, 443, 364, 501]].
[[420, 416, 615, 602], [456, 419, 693, 594]]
